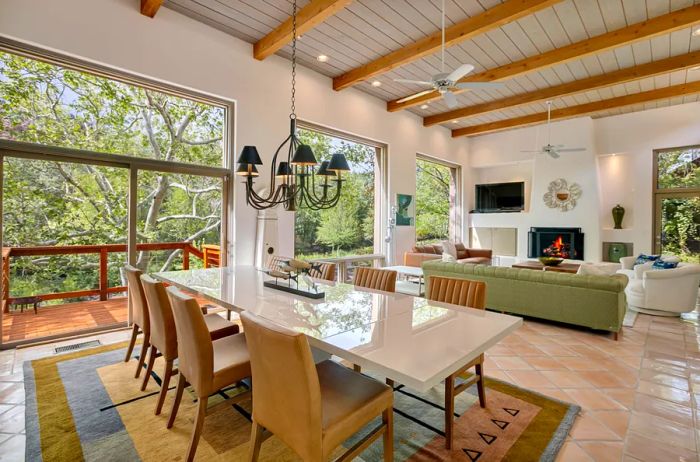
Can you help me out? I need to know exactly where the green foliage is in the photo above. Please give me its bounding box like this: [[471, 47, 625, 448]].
[[294, 129, 375, 257], [657, 148, 700, 189], [415, 158, 452, 245], [0, 51, 224, 301]]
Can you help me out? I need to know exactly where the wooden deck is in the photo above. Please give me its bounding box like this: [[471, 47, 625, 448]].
[[2, 297, 128, 344]]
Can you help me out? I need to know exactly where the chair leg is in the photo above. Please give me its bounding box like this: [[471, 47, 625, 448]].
[[247, 421, 265, 462], [444, 374, 455, 450], [124, 324, 138, 362], [382, 407, 393, 462], [186, 397, 208, 462], [167, 373, 186, 429], [155, 359, 174, 415], [475, 362, 486, 408], [141, 345, 158, 391], [135, 333, 149, 379], [353, 364, 361, 372]]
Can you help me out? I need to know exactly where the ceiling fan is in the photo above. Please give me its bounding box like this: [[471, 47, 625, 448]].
[[393, 0, 503, 108], [521, 101, 586, 159]]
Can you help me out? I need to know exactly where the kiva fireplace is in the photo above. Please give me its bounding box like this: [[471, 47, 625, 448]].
[[528, 227, 584, 260]]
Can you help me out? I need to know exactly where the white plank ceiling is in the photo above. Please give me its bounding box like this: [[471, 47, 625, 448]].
[[164, 0, 700, 134]]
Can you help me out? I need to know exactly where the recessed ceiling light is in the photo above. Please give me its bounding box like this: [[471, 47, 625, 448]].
[[371, 80, 382, 87], [420, 104, 429, 109], [317, 54, 328, 62], [451, 120, 459, 124], [693, 27, 700, 37]]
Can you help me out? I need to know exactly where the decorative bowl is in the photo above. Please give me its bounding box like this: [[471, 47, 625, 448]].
[[539, 257, 564, 266]]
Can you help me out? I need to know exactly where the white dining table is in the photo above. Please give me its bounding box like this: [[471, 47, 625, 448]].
[[152, 265, 522, 448]]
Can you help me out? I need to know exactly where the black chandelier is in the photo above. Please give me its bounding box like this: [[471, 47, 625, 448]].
[[235, 0, 350, 211]]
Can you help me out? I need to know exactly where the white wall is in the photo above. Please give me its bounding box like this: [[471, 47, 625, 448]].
[[468, 103, 700, 262], [0, 0, 470, 265]]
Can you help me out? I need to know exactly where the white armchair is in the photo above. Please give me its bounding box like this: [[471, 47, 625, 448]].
[[617, 260, 700, 316]]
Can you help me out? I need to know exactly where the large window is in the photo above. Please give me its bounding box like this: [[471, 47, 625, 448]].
[[0, 47, 231, 346], [653, 146, 700, 263], [294, 127, 382, 259], [415, 156, 459, 245]]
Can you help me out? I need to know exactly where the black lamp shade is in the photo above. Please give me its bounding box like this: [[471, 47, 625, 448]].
[[291, 144, 317, 166], [328, 153, 350, 171], [316, 161, 336, 177], [237, 145, 263, 165], [236, 163, 259, 176], [275, 161, 293, 178]]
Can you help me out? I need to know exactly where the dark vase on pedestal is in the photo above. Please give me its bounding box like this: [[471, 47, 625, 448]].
[[612, 204, 625, 229]]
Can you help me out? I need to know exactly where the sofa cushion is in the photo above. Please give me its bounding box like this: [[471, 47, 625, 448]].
[[413, 244, 437, 254]]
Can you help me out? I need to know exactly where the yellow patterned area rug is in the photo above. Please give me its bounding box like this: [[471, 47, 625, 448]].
[[24, 342, 579, 461]]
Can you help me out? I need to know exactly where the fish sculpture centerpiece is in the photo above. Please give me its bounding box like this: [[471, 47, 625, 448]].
[[262, 258, 325, 299]]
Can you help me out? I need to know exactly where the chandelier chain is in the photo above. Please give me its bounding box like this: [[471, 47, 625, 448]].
[[290, 0, 297, 119]]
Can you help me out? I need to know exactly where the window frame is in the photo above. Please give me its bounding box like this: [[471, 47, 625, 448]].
[[415, 153, 463, 244], [0, 38, 235, 347], [295, 120, 389, 258]]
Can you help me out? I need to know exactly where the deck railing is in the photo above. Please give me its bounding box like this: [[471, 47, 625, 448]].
[[1, 242, 207, 311]]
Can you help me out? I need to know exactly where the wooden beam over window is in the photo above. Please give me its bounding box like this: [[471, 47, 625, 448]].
[[389, 4, 700, 112], [140, 0, 164, 18], [254, 0, 353, 61], [424, 51, 700, 126], [332, 0, 561, 91], [451, 80, 700, 138]]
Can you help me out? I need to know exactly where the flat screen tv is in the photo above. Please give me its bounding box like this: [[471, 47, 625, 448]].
[[475, 182, 524, 213]]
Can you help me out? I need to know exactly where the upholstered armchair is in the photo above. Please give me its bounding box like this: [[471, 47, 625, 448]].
[[618, 261, 700, 316]]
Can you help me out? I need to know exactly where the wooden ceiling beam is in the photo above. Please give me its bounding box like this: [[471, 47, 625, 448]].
[[424, 51, 700, 126], [140, 0, 164, 18], [389, 4, 700, 112], [254, 0, 353, 61], [451, 80, 700, 138], [332, 0, 561, 91]]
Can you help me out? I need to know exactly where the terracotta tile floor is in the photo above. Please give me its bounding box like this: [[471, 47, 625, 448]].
[[0, 310, 699, 461], [2, 298, 128, 344]]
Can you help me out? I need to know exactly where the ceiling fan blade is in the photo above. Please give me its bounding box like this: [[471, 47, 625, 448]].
[[395, 89, 436, 104], [443, 91, 458, 109], [446, 63, 474, 82], [393, 78, 433, 86], [557, 148, 587, 152], [455, 82, 505, 90]]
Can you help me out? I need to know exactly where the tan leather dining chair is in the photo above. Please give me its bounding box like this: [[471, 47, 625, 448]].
[[354, 267, 397, 293], [123, 265, 150, 379], [139, 275, 240, 412], [241, 311, 394, 462], [166, 287, 252, 462], [427, 275, 487, 449], [308, 261, 336, 282]]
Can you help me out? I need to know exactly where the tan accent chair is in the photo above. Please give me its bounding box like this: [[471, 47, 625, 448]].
[[123, 265, 150, 379], [166, 287, 251, 462], [241, 311, 394, 461], [354, 267, 397, 293], [139, 275, 240, 412], [427, 275, 487, 449]]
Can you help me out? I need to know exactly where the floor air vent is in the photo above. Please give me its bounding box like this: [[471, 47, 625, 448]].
[[55, 340, 101, 354]]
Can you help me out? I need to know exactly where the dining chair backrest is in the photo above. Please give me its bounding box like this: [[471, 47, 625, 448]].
[[427, 276, 486, 309], [240, 311, 323, 461], [308, 262, 336, 282], [124, 265, 149, 333], [140, 275, 177, 361], [354, 267, 397, 293], [266, 255, 292, 271], [166, 287, 214, 396]]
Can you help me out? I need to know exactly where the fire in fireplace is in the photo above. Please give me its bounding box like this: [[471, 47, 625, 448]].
[[528, 227, 584, 260]]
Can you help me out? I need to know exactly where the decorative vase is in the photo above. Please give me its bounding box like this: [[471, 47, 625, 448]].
[[612, 204, 625, 229], [539, 256, 564, 266]]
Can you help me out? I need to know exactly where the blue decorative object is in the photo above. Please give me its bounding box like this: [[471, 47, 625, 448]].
[[652, 258, 679, 269], [634, 254, 660, 266]]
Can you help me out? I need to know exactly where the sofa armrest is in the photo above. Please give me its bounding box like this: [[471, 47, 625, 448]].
[[404, 252, 440, 267], [619, 256, 637, 270], [634, 262, 654, 279], [467, 248, 492, 259]]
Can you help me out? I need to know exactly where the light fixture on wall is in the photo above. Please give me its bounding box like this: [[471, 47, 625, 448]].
[[236, 0, 350, 211]]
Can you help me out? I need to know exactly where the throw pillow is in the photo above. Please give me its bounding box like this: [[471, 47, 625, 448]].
[[634, 254, 660, 266], [442, 252, 456, 263], [652, 258, 679, 269], [442, 240, 458, 259]]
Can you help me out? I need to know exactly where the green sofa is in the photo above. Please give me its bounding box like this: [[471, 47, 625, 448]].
[[422, 260, 628, 335]]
